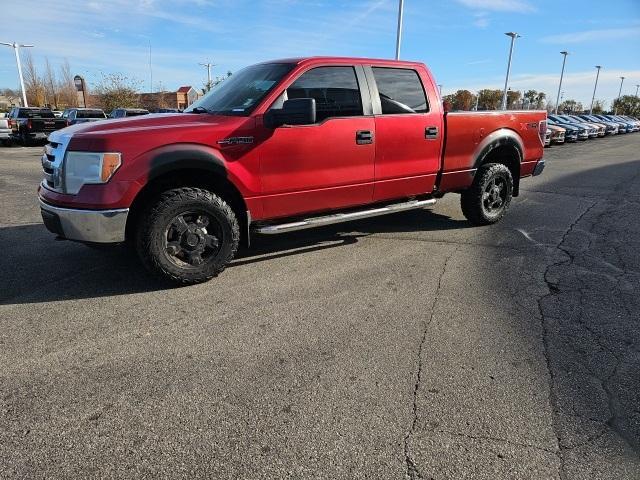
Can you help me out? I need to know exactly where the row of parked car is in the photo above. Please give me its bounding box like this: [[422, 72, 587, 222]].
[[543, 113, 640, 146], [0, 107, 182, 146]]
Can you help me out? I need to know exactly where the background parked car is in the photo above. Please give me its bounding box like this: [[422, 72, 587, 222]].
[[7, 107, 67, 145], [548, 119, 578, 142], [594, 115, 628, 133], [0, 113, 11, 145], [547, 124, 566, 144], [567, 115, 605, 137], [52, 110, 63, 118], [548, 114, 589, 140], [62, 108, 107, 125], [579, 114, 618, 135], [152, 108, 181, 113], [109, 108, 149, 119]]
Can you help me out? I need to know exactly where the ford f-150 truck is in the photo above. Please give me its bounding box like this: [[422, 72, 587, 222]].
[[9, 107, 68, 145], [38, 57, 547, 284]]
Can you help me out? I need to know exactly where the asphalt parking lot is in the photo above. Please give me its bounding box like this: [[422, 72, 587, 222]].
[[1, 136, 639, 479]]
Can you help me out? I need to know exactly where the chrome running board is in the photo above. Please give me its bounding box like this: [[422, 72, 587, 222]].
[[255, 198, 436, 235]]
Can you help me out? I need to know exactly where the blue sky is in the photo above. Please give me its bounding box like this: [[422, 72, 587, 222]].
[[1, 0, 639, 107]]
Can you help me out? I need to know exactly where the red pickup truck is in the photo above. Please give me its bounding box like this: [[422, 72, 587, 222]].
[[38, 57, 546, 284]]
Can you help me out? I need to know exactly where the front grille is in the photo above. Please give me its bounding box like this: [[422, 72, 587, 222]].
[[41, 136, 69, 192]]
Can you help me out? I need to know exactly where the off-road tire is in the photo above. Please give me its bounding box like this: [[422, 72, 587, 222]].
[[136, 187, 240, 284], [461, 163, 513, 226]]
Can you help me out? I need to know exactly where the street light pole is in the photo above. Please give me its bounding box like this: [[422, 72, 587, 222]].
[[589, 65, 601, 115], [615, 76, 625, 114], [1, 41, 34, 107], [501, 32, 520, 110], [199, 61, 214, 89], [437, 84, 442, 95], [395, 0, 404, 60], [554, 51, 569, 114], [635, 84, 640, 97]]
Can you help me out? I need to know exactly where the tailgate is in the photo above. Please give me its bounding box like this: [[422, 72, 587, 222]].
[[31, 118, 66, 133]]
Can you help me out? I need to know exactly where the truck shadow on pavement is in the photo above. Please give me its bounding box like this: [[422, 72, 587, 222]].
[[0, 209, 467, 306]]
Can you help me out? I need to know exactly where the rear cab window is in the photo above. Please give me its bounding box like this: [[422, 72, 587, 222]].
[[76, 110, 105, 119], [371, 67, 429, 115], [18, 109, 55, 119]]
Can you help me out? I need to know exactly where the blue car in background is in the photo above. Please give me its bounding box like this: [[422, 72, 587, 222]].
[[548, 114, 590, 140], [579, 114, 618, 135]]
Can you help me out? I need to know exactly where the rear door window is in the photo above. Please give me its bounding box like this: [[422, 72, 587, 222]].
[[372, 67, 428, 114], [286, 66, 363, 122]]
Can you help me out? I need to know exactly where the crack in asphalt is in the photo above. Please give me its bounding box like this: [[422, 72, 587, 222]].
[[403, 247, 456, 480], [536, 165, 640, 477], [537, 199, 599, 480]]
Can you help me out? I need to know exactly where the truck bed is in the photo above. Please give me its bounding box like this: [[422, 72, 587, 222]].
[[439, 110, 546, 192]]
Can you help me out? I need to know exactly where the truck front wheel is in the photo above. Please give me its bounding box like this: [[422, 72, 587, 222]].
[[136, 187, 240, 284], [460, 163, 513, 226]]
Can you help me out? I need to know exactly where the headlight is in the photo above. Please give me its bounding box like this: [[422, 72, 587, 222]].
[[64, 151, 121, 194]]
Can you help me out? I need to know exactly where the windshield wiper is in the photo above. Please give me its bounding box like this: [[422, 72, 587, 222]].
[[188, 106, 210, 113]]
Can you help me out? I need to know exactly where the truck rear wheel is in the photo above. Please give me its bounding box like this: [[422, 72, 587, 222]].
[[136, 187, 240, 284], [460, 163, 513, 226]]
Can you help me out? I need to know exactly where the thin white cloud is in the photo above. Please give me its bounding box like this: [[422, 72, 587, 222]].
[[473, 13, 489, 28], [455, 0, 535, 13], [541, 27, 640, 44]]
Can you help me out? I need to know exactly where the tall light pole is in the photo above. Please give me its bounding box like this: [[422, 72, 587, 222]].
[[554, 51, 569, 114], [501, 32, 520, 110], [635, 84, 640, 97], [589, 65, 601, 115], [395, 0, 404, 60], [1, 41, 34, 107], [615, 76, 625, 114], [199, 61, 214, 89], [437, 84, 442, 95]]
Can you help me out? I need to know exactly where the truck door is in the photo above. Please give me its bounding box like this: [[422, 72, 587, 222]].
[[367, 66, 443, 201], [257, 65, 375, 219]]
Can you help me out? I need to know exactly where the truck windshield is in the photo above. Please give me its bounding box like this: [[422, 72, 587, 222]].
[[186, 63, 294, 116]]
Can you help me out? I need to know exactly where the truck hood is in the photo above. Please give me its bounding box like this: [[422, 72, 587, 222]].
[[56, 113, 245, 137], [49, 113, 255, 159]]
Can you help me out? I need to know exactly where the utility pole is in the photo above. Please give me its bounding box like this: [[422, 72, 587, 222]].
[[615, 76, 625, 114], [199, 61, 214, 90], [1, 41, 34, 107], [589, 66, 601, 115], [149, 40, 153, 93], [395, 0, 404, 60], [554, 51, 569, 114], [501, 32, 520, 110]]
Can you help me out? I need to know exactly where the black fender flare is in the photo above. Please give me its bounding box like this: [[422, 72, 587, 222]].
[[146, 144, 227, 181], [471, 128, 524, 195]]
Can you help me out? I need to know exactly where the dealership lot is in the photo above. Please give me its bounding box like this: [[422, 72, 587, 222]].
[[1, 138, 639, 478]]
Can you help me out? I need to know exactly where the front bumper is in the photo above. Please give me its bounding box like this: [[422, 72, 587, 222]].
[[39, 199, 129, 243]]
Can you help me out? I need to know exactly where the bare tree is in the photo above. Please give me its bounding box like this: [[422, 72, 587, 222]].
[[44, 58, 59, 109], [591, 100, 605, 114], [58, 59, 78, 108], [23, 51, 45, 106], [93, 72, 142, 112]]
